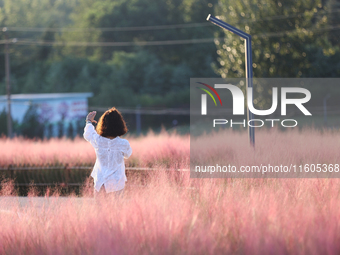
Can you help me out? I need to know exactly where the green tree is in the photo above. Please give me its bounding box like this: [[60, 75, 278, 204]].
[[0, 108, 21, 137], [0, 0, 80, 98], [20, 104, 44, 138], [53, 0, 221, 107], [213, 0, 340, 108], [213, 0, 336, 78], [0, 0, 223, 109], [326, 0, 340, 46], [0, 0, 79, 64], [60, 0, 218, 65]]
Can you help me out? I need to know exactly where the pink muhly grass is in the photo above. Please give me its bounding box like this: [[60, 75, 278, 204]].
[[1, 128, 339, 170], [1, 173, 340, 254], [0, 178, 17, 196], [191, 128, 340, 169], [0, 131, 190, 169], [128, 130, 189, 169], [1, 129, 340, 253], [0, 136, 95, 167]]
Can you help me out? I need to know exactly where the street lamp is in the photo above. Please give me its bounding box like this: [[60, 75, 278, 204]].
[[206, 14, 255, 146]]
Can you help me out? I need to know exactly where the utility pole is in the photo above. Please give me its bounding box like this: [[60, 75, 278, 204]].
[[3, 27, 12, 138]]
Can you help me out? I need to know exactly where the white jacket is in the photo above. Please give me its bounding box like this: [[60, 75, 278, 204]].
[[83, 123, 132, 192]]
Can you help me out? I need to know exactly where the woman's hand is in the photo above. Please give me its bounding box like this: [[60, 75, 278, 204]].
[[86, 111, 97, 123]]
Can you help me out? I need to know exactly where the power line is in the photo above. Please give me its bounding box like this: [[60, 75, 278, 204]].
[[0, 24, 338, 47], [1, 9, 340, 33], [0, 37, 215, 47], [0, 23, 212, 33]]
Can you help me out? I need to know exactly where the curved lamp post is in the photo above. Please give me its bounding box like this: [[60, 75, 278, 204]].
[[207, 14, 255, 146]]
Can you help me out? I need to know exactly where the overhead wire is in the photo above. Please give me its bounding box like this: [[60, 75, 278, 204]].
[[0, 9, 338, 47], [0, 24, 338, 47], [0, 8, 339, 33]]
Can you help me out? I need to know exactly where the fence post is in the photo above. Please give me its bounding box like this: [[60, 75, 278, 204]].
[[9, 164, 13, 180], [64, 164, 70, 193]]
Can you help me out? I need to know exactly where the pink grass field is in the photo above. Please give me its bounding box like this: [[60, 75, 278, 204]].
[[0, 130, 190, 169], [1, 129, 340, 254]]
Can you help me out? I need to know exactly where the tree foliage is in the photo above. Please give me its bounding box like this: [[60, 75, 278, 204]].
[[213, 0, 340, 78], [0, 0, 220, 108], [0, 0, 340, 110], [20, 104, 44, 138], [213, 0, 340, 108]]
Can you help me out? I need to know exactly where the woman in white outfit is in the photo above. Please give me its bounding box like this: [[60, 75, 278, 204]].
[[83, 107, 132, 197]]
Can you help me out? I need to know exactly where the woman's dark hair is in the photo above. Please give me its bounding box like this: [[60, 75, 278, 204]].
[[96, 107, 128, 138]]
